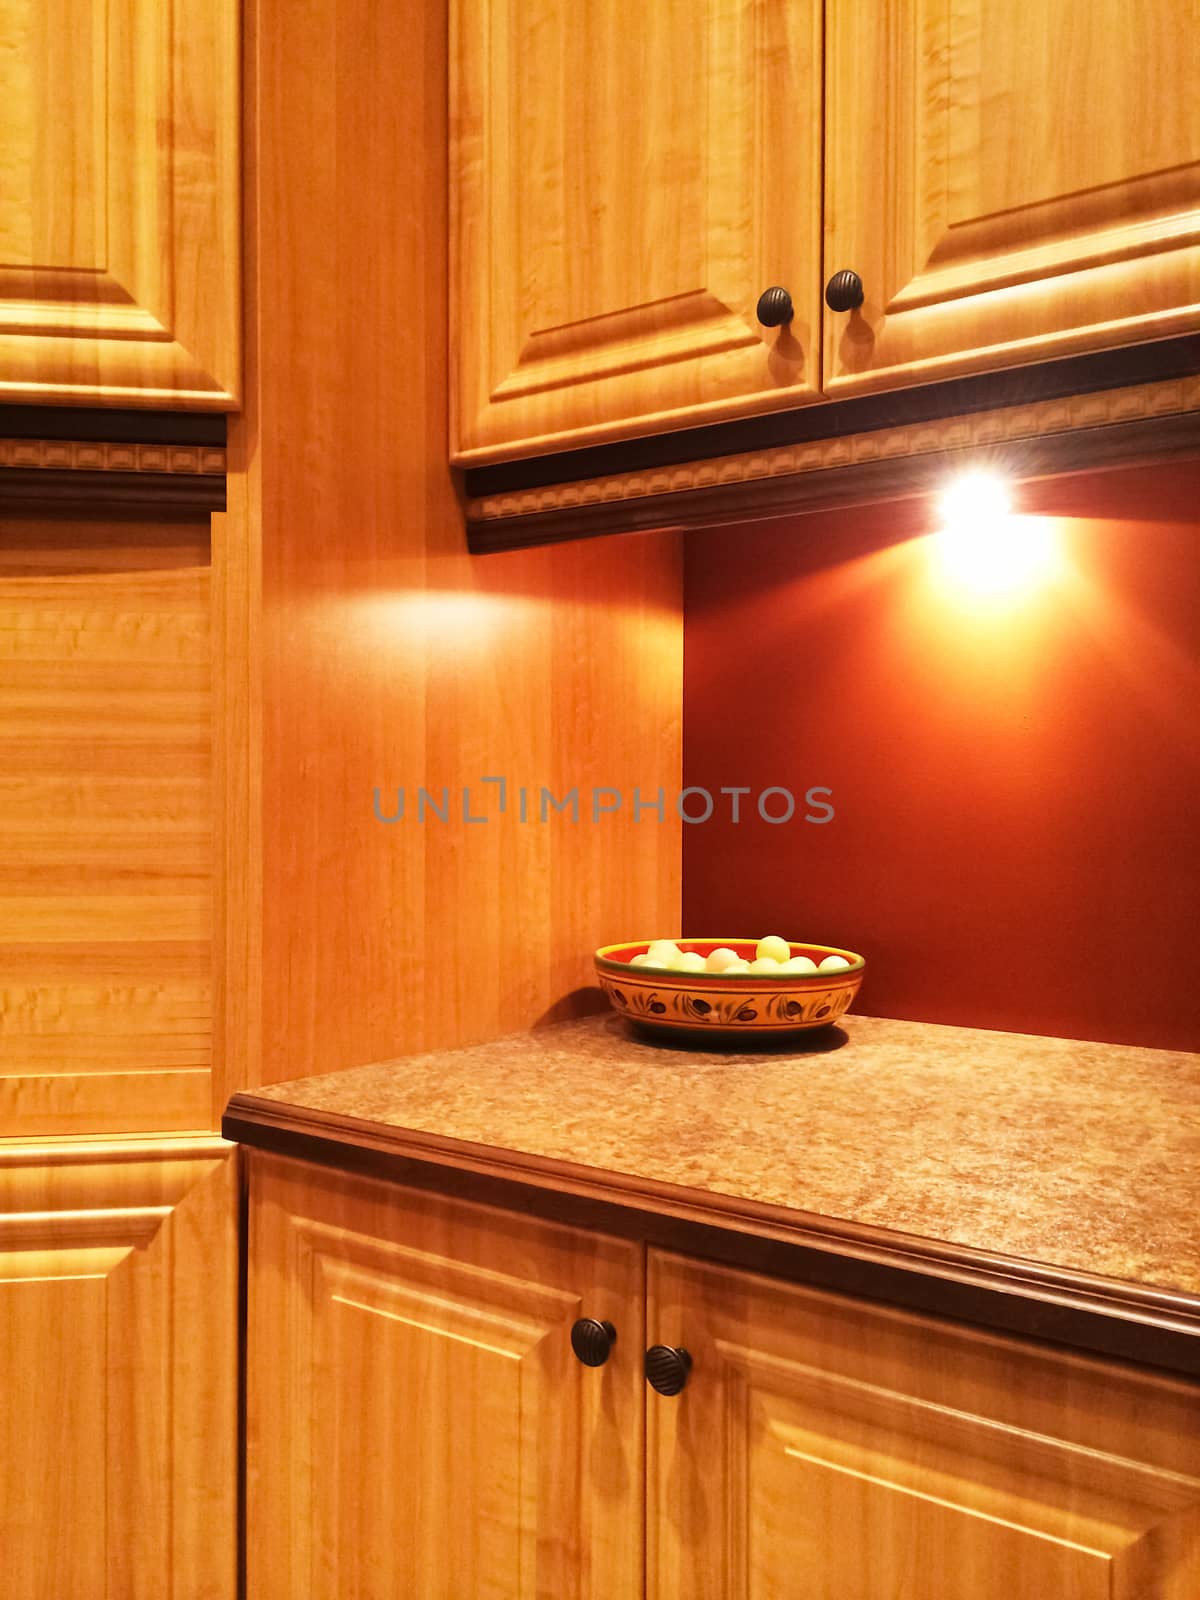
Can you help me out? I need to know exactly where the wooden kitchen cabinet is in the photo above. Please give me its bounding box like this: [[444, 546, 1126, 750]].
[[245, 1149, 1200, 1599], [246, 1153, 645, 1600], [647, 1248, 1200, 1599], [0, 0, 240, 408], [450, 0, 824, 463], [0, 1139, 238, 1600], [823, 0, 1200, 396], [452, 0, 1199, 467]]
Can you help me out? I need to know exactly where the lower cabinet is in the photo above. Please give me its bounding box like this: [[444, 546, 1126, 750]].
[[247, 1153, 645, 1599], [648, 1252, 1200, 1600], [247, 1153, 1200, 1599], [0, 1138, 238, 1600]]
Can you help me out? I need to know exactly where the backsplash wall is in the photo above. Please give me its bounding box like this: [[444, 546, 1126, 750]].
[[683, 460, 1200, 1050]]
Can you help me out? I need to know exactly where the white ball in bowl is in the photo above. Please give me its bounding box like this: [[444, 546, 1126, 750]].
[[644, 940, 681, 970], [674, 951, 707, 972], [781, 955, 818, 973], [704, 946, 740, 972]]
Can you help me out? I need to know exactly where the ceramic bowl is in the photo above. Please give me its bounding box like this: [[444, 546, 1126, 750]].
[[594, 938, 865, 1039]]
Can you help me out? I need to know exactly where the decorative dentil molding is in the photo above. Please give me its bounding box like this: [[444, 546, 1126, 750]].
[[0, 438, 226, 475], [467, 373, 1200, 523]]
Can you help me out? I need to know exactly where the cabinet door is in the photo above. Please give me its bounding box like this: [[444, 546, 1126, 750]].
[[824, 0, 1200, 395], [451, 0, 822, 464], [0, 0, 239, 408], [248, 1154, 644, 1600], [648, 1249, 1200, 1599], [0, 1139, 238, 1600]]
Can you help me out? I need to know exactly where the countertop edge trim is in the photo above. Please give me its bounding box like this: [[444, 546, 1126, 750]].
[[223, 1094, 1200, 1375]]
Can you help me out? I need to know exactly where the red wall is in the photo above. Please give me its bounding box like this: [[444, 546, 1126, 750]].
[[683, 461, 1200, 1050]]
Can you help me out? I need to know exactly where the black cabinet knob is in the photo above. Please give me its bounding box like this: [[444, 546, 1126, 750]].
[[756, 286, 794, 327], [824, 269, 864, 312], [645, 1344, 692, 1395], [571, 1317, 617, 1367]]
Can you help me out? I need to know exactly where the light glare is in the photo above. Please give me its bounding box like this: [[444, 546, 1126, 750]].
[[939, 471, 1011, 528], [933, 473, 1060, 599]]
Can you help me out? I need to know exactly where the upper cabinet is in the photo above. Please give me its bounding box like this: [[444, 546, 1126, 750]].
[[452, 0, 1199, 467], [451, 0, 824, 463], [0, 0, 240, 409], [825, 0, 1200, 395]]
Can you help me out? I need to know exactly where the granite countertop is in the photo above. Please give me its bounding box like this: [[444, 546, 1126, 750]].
[[226, 1010, 1200, 1304]]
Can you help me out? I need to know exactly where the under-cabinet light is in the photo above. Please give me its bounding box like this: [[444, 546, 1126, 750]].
[[933, 471, 1060, 600]]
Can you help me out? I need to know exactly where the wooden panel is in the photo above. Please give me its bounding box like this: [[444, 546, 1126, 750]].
[[451, 0, 823, 462], [226, 0, 682, 1091], [0, 1138, 237, 1600], [0, 519, 213, 1136], [824, 0, 1200, 393], [647, 1250, 1200, 1599], [247, 1152, 644, 1600], [2, 1276, 108, 1593], [210, 492, 259, 1124], [0, 0, 239, 407]]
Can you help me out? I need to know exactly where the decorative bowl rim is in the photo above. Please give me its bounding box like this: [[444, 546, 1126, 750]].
[[594, 938, 866, 979]]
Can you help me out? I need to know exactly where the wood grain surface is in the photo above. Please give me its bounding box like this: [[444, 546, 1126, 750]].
[[452, 0, 824, 462], [648, 1248, 1200, 1599], [222, 0, 683, 1091], [0, 1137, 237, 1599], [0, 518, 214, 1135], [824, 0, 1200, 393], [0, 0, 240, 407], [248, 1151, 643, 1599]]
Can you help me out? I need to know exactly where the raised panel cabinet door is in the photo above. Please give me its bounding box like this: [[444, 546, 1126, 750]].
[[647, 1249, 1200, 1600], [823, 0, 1200, 395], [0, 1139, 238, 1600], [247, 1153, 645, 1600], [451, 0, 823, 463], [0, 0, 239, 407]]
